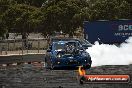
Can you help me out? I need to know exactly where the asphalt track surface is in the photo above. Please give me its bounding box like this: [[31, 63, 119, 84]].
[[0, 54, 45, 64], [0, 55, 132, 88]]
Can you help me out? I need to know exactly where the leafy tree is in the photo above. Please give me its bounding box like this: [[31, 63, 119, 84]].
[[3, 4, 43, 39], [14, 0, 47, 7], [81, 0, 131, 20], [0, 22, 7, 37], [1, 0, 131, 38], [0, 0, 15, 37], [41, 0, 84, 37]]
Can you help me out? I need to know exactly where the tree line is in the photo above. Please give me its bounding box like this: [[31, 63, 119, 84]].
[[0, 0, 131, 38]]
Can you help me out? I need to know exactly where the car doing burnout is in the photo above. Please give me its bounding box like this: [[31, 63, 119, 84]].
[[45, 41, 92, 69]]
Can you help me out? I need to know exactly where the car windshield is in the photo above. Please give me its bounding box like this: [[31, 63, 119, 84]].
[[54, 42, 79, 52], [78, 39, 92, 45], [72, 39, 85, 45], [54, 43, 65, 50], [82, 39, 90, 44]]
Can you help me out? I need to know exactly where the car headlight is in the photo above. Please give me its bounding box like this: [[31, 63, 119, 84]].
[[82, 52, 89, 57], [56, 53, 63, 59], [57, 54, 61, 58]]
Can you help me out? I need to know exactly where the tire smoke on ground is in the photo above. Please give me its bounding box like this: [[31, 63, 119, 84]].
[[86, 37, 132, 67]]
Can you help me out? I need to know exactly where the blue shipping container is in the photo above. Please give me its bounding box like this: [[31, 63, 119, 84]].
[[83, 20, 132, 44]]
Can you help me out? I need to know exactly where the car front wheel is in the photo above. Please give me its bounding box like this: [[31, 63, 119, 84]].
[[45, 57, 51, 69], [50, 63, 54, 70]]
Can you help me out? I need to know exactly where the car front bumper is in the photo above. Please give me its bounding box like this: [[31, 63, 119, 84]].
[[52, 59, 92, 68]]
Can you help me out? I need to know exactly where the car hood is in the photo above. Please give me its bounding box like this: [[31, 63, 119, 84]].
[[53, 49, 89, 58]]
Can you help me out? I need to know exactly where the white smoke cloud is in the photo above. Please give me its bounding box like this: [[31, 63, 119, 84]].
[[86, 37, 132, 67]]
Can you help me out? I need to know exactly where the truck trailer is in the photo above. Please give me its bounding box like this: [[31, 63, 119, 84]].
[[83, 20, 132, 44]]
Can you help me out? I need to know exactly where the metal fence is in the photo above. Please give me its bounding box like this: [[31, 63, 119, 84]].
[[0, 38, 48, 55]]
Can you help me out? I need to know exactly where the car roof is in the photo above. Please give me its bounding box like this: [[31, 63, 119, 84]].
[[53, 40, 78, 44], [50, 38, 79, 42]]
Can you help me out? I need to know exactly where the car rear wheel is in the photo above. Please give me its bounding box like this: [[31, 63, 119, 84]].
[[83, 64, 91, 69], [87, 64, 91, 69]]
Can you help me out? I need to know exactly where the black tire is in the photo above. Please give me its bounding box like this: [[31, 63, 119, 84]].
[[50, 63, 54, 70], [86, 64, 91, 69], [82, 64, 91, 69], [45, 57, 50, 69], [45, 57, 55, 70]]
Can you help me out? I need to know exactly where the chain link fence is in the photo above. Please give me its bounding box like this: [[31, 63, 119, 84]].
[[0, 38, 48, 55]]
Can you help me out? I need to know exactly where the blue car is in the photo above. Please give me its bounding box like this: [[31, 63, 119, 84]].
[[45, 41, 92, 69]]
